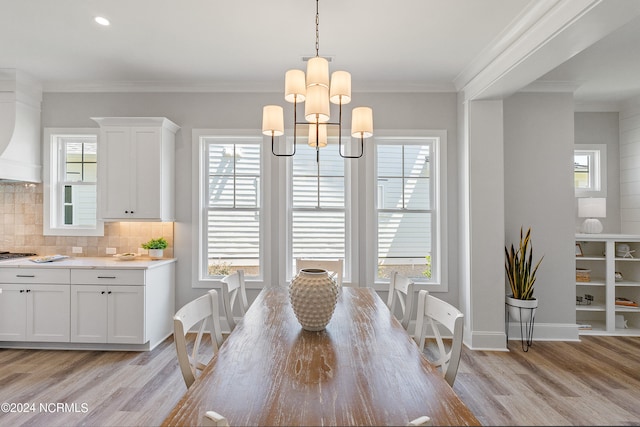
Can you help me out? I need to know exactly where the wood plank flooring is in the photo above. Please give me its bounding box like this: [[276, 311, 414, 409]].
[[0, 335, 639, 426]]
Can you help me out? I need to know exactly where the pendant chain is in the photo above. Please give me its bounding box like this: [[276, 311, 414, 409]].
[[315, 0, 320, 57]]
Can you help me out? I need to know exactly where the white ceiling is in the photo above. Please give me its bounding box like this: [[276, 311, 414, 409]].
[[2, 0, 640, 109]]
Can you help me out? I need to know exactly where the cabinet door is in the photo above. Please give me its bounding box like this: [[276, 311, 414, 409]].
[[71, 285, 108, 343], [0, 284, 27, 341], [99, 127, 133, 219], [27, 284, 70, 342], [108, 286, 145, 344], [130, 127, 163, 219]]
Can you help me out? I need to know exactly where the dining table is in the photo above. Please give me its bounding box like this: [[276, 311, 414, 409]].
[[162, 286, 481, 426]]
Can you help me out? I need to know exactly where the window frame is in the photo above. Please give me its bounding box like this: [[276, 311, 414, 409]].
[[574, 144, 606, 197], [43, 128, 103, 236], [367, 130, 448, 293], [192, 129, 269, 288], [285, 135, 353, 283]]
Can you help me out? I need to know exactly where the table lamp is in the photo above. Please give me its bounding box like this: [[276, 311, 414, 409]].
[[578, 197, 606, 233]]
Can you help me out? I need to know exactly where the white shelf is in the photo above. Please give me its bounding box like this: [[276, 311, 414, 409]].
[[615, 305, 640, 313], [575, 234, 640, 337], [576, 303, 605, 312], [576, 280, 606, 286]]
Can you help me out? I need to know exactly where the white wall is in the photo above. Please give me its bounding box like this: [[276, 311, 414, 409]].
[[41, 91, 459, 311], [504, 92, 577, 335], [619, 97, 640, 233], [574, 112, 620, 233]]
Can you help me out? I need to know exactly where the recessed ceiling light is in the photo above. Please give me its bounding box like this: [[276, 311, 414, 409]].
[[94, 16, 110, 26]]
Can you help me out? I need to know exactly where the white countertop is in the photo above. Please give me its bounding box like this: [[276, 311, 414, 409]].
[[0, 256, 176, 269]]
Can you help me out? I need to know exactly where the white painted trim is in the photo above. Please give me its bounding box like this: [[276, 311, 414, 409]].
[[42, 128, 103, 237], [191, 129, 266, 289], [459, 0, 640, 101]]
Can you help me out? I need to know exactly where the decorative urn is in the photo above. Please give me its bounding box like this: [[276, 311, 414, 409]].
[[289, 268, 339, 331]]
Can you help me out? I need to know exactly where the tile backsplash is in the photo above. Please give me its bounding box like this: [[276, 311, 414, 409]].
[[0, 183, 174, 257]]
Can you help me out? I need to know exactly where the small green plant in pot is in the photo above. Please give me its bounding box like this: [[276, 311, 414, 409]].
[[142, 237, 168, 259]]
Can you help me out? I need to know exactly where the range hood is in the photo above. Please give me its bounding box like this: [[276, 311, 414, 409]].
[[0, 69, 42, 183]]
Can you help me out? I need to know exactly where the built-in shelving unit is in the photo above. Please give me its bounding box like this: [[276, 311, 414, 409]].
[[575, 234, 640, 336]]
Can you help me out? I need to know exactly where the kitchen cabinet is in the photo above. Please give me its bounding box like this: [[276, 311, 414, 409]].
[[93, 117, 179, 221], [0, 258, 175, 351], [576, 234, 640, 336], [71, 284, 144, 344], [0, 268, 70, 342]]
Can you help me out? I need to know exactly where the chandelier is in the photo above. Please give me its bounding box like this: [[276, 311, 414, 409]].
[[261, 0, 373, 162]]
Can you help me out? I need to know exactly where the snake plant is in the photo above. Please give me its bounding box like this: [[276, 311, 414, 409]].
[[505, 227, 544, 300]]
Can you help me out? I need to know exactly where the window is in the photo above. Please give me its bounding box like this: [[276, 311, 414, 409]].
[[374, 133, 445, 289], [289, 141, 346, 279], [196, 133, 263, 281], [575, 144, 606, 197], [194, 129, 446, 291], [43, 129, 103, 236]]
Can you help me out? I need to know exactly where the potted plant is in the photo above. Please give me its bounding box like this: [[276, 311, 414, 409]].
[[141, 237, 168, 259], [505, 226, 544, 323]]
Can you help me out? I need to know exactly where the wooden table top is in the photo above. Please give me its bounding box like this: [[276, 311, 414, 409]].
[[163, 286, 480, 427]]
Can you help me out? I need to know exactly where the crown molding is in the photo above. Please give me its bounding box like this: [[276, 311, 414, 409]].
[[42, 79, 456, 94], [457, 0, 640, 102]]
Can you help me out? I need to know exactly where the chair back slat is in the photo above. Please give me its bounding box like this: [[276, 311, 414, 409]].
[[414, 289, 464, 387], [173, 289, 224, 388], [386, 271, 415, 330], [221, 270, 249, 331]]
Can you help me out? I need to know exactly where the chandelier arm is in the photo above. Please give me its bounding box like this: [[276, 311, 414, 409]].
[[271, 98, 300, 157], [338, 135, 365, 159]]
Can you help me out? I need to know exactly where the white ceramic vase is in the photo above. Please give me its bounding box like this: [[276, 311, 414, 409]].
[[289, 268, 339, 331]]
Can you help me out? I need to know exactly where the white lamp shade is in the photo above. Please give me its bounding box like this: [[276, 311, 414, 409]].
[[262, 105, 284, 136], [285, 69, 306, 103], [305, 85, 330, 123], [578, 198, 606, 218], [306, 57, 329, 88], [329, 71, 351, 105], [308, 124, 328, 148], [351, 107, 373, 138]]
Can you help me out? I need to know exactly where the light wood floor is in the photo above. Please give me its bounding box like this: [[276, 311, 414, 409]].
[[0, 335, 639, 426]]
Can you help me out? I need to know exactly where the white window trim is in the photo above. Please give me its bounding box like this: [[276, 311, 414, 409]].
[[575, 143, 606, 197], [191, 129, 269, 289], [365, 129, 448, 293], [43, 128, 103, 237]]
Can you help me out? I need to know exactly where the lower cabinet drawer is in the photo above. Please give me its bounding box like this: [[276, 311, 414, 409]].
[[70, 269, 145, 285], [0, 268, 70, 284]]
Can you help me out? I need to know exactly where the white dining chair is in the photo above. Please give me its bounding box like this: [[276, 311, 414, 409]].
[[201, 410, 230, 427], [173, 289, 224, 388], [414, 289, 464, 387], [221, 269, 249, 332], [386, 271, 415, 330], [295, 258, 344, 286], [408, 415, 433, 426]]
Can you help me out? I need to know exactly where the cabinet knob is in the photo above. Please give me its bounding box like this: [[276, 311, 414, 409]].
[[26, 289, 31, 293], [108, 291, 112, 294], [101, 291, 106, 294], [20, 289, 24, 293]]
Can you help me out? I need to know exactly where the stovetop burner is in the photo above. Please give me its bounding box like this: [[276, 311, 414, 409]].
[[0, 251, 37, 260]]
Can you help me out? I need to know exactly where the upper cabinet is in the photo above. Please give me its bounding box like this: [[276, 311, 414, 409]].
[[92, 117, 179, 221]]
